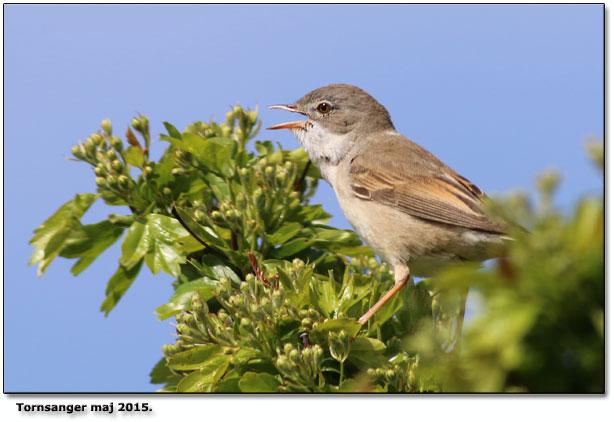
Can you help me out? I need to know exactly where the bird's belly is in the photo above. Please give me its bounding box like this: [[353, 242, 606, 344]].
[[333, 185, 503, 277]]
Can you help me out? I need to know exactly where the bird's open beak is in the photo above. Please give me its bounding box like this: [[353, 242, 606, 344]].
[[267, 104, 309, 130]]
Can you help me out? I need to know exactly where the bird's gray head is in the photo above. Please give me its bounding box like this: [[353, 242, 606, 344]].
[[268, 84, 395, 136]]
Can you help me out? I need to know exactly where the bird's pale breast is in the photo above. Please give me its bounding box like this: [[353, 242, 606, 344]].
[[331, 157, 503, 277]]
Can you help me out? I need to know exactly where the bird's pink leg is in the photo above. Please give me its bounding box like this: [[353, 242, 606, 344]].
[[358, 262, 410, 326]]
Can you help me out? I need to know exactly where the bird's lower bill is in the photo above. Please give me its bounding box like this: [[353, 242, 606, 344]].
[[267, 120, 308, 130]]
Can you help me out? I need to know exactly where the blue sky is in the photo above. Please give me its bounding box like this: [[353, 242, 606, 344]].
[[5, 4, 603, 392]]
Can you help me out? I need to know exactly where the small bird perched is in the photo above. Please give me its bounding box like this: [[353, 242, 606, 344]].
[[268, 84, 507, 325]]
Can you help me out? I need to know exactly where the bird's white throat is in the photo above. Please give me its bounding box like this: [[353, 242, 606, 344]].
[[292, 122, 352, 185]]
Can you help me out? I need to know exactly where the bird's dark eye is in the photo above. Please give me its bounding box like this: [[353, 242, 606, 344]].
[[316, 102, 332, 114]]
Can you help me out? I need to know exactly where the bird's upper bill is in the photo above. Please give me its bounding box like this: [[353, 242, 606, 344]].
[[267, 105, 309, 130]]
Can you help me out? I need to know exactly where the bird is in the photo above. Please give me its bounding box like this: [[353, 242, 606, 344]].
[[267, 84, 507, 326]]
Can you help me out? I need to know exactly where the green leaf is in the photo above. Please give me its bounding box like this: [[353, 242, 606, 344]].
[[155, 277, 219, 320], [152, 151, 177, 187], [267, 146, 284, 164], [300, 226, 373, 256], [168, 345, 224, 370], [120, 214, 188, 276], [347, 337, 388, 369], [303, 226, 362, 246], [201, 255, 241, 285], [295, 205, 331, 224], [311, 276, 337, 317], [176, 355, 230, 392], [203, 172, 229, 199], [254, 140, 274, 155], [124, 146, 145, 168], [336, 271, 371, 314], [285, 146, 310, 163], [311, 318, 362, 338], [145, 239, 184, 276], [163, 121, 182, 140], [266, 222, 303, 246], [372, 288, 404, 328], [29, 193, 98, 276], [173, 205, 228, 250], [162, 133, 236, 177], [120, 219, 150, 270], [238, 372, 281, 392], [214, 376, 241, 393], [272, 238, 316, 259], [150, 357, 181, 386], [100, 259, 143, 316], [394, 282, 433, 334], [231, 348, 261, 365], [59, 220, 124, 275]]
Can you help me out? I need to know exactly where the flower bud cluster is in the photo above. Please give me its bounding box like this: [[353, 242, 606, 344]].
[[131, 115, 150, 140], [365, 357, 416, 392], [224, 105, 259, 147], [169, 292, 238, 351], [71, 119, 135, 196], [274, 343, 324, 388], [162, 259, 340, 390], [184, 105, 257, 145], [255, 157, 298, 198]]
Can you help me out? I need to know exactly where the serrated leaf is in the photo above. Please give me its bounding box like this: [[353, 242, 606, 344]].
[[203, 172, 229, 200], [120, 218, 150, 270], [347, 337, 388, 369], [124, 146, 145, 168], [394, 282, 434, 335], [266, 222, 303, 246], [155, 277, 218, 320], [163, 121, 182, 140], [145, 238, 184, 276], [311, 277, 337, 317], [302, 226, 363, 246], [295, 205, 331, 224], [299, 225, 372, 257], [285, 146, 310, 163], [267, 147, 284, 164], [214, 376, 241, 392], [372, 288, 404, 328], [100, 259, 143, 316], [152, 151, 177, 187], [150, 357, 180, 385], [201, 255, 241, 285], [29, 193, 98, 276], [231, 348, 261, 365], [272, 238, 316, 259], [162, 133, 236, 177], [120, 214, 188, 276], [238, 372, 281, 392], [59, 220, 124, 275], [254, 140, 274, 155], [168, 345, 223, 370], [176, 355, 230, 392], [173, 205, 228, 250], [311, 318, 362, 338]]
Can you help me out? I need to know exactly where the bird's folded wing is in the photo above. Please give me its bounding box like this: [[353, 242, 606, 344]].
[[349, 156, 506, 234]]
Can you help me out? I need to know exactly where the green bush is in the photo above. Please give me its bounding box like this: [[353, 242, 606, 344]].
[[30, 108, 603, 392]]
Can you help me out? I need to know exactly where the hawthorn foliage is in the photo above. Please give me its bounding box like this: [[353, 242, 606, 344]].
[[30, 108, 603, 392]]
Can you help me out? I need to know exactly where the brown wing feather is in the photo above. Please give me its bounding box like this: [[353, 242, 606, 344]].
[[349, 139, 506, 235]]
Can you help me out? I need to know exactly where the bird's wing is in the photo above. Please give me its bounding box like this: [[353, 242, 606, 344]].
[[349, 139, 506, 234]]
